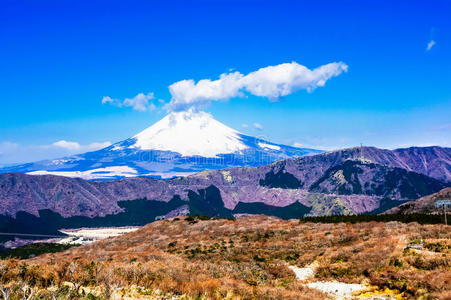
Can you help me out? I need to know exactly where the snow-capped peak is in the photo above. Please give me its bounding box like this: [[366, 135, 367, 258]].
[[131, 110, 248, 157]]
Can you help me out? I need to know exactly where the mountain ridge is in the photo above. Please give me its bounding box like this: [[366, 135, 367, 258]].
[[386, 187, 451, 215], [0, 111, 320, 179], [1, 146, 449, 219], [1, 145, 449, 244]]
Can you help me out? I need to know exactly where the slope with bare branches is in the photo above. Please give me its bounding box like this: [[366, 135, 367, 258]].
[[0, 216, 450, 299]]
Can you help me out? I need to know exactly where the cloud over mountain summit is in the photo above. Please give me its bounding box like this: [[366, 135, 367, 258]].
[[167, 61, 348, 111]]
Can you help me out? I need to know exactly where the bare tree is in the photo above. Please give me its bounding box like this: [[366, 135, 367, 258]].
[[67, 262, 85, 296], [0, 286, 11, 300], [99, 267, 122, 300], [21, 284, 35, 300], [0, 263, 11, 300]]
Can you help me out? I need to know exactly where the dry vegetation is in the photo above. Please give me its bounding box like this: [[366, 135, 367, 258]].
[[0, 215, 450, 299]]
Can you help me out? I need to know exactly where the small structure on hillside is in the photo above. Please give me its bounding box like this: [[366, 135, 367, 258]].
[[155, 215, 166, 221]]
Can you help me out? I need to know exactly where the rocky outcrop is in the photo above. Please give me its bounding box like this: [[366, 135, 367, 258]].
[[386, 187, 451, 214]]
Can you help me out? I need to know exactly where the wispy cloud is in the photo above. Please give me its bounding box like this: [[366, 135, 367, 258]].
[[434, 122, 451, 130], [253, 122, 264, 130], [52, 140, 82, 151], [102, 92, 156, 111], [426, 40, 436, 51], [166, 61, 348, 111], [0, 141, 111, 164], [0, 142, 19, 156], [292, 135, 351, 151], [52, 140, 111, 151]]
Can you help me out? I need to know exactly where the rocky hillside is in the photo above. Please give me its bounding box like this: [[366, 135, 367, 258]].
[[0, 146, 449, 223], [387, 187, 451, 214], [308, 160, 446, 199], [266, 146, 451, 185]]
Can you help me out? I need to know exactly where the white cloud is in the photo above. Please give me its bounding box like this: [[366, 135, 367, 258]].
[[166, 61, 348, 111], [52, 140, 81, 151], [426, 40, 436, 51], [124, 93, 156, 111], [52, 140, 112, 152], [168, 72, 244, 111], [0, 141, 111, 164], [101, 96, 115, 104], [102, 92, 156, 111], [253, 122, 264, 130], [242, 62, 348, 99], [241, 124, 249, 128]]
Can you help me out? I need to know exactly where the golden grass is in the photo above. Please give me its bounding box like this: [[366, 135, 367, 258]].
[[0, 216, 450, 299]]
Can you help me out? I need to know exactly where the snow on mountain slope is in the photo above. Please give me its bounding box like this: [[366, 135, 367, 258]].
[[0, 111, 321, 179], [132, 110, 248, 157], [27, 166, 139, 180], [258, 142, 281, 151]]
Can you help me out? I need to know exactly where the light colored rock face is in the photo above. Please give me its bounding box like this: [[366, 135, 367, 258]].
[[290, 264, 368, 299], [288, 265, 315, 280], [306, 281, 367, 299]]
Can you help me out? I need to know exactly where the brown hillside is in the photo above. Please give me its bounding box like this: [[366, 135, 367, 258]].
[[1, 216, 450, 299], [387, 188, 451, 214]]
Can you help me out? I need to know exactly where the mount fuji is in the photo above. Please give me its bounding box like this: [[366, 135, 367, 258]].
[[0, 111, 321, 179]]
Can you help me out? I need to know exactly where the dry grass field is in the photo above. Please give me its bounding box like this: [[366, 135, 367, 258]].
[[0, 215, 450, 299]]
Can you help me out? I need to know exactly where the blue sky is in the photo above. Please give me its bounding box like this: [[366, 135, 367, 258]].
[[0, 0, 450, 164]]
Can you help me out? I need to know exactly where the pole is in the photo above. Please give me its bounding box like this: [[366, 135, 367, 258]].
[[444, 204, 447, 226]]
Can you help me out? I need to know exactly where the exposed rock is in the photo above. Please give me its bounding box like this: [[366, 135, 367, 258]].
[[0, 146, 448, 233], [386, 187, 451, 214]]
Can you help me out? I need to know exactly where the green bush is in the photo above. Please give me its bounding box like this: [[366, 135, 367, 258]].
[[299, 213, 449, 225]]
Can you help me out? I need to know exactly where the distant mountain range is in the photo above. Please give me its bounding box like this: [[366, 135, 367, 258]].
[[0, 145, 449, 243], [0, 111, 320, 179]]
